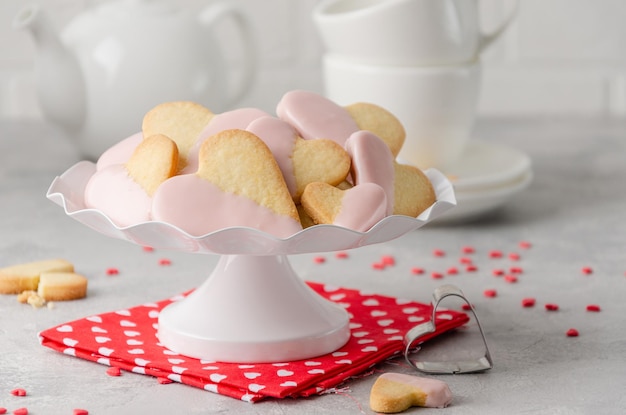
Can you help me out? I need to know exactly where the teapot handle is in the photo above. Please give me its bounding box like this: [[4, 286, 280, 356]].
[[477, 0, 519, 54], [199, 2, 256, 109]]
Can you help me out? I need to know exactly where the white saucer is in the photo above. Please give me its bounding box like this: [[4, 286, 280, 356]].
[[447, 140, 532, 191], [434, 168, 533, 224]]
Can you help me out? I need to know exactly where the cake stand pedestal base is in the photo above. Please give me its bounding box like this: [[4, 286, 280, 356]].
[[157, 254, 351, 363]]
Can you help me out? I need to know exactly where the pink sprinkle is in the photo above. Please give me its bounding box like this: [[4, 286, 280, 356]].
[[462, 246, 475, 254], [459, 257, 473, 264], [13, 408, 28, 415], [521, 297, 536, 307], [510, 266, 523, 274], [158, 258, 172, 266], [105, 267, 119, 276], [313, 256, 326, 264], [492, 269, 504, 277], [446, 267, 458, 275], [581, 266, 593, 275], [106, 367, 122, 377], [586, 304, 601, 312], [381, 255, 396, 266], [433, 249, 446, 257], [483, 289, 497, 298], [142, 246, 154, 252], [545, 303, 559, 311], [157, 377, 173, 384], [0, 408, 6, 415], [566, 328, 579, 337], [508, 252, 520, 261], [335, 251, 348, 259], [11, 388, 26, 397], [461, 303, 473, 311], [431, 272, 443, 279], [489, 250, 503, 259], [73, 410, 89, 415], [519, 241, 532, 249], [410, 267, 424, 275], [504, 275, 518, 283], [465, 264, 478, 272]]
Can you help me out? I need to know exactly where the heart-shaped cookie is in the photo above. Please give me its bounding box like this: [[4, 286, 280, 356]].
[[301, 182, 387, 232], [344, 102, 406, 157], [152, 129, 302, 237], [393, 162, 436, 217], [84, 134, 178, 226], [369, 372, 452, 413], [142, 101, 214, 170], [247, 116, 351, 202]]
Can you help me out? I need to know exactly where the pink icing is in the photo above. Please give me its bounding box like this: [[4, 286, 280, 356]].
[[152, 174, 302, 238], [96, 132, 142, 171], [183, 108, 270, 173], [84, 164, 152, 227], [246, 116, 298, 196], [380, 373, 452, 408], [276, 90, 359, 146], [334, 183, 387, 232], [345, 131, 395, 215]]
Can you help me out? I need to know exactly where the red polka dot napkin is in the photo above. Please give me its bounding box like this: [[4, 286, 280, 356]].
[[39, 282, 468, 402]]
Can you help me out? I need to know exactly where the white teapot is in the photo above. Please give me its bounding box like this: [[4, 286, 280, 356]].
[[14, 0, 256, 159]]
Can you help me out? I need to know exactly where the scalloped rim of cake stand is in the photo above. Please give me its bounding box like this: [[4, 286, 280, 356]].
[[46, 161, 456, 363]]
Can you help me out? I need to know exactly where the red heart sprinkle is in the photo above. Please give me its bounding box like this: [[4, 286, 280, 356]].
[[519, 241, 532, 249], [489, 250, 503, 258], [459, 256, 473, 264], [446, 267, 458, 275], [105, 267, 119, 276], [73, 409, 89, 415], [158, 258, 172, 266], [157, 377, 173, 384], [581, 266, 593, 275], [545, 303, 559, 311], [504, 275, 518, 283], [410, 267, 424, 275], [521, 298, 536, 307], [508, 252, 520, 261], [0, 407, 6, 414], [106, 367, 121, 377], [11, 388, 26, 397], [484, 289, 497, 298], [142, 246, 154, 252], [313, 256, 326, 264], [510, 266, 523, 274], [381, 255, 396, 266], [461, 303, 473, 311], [492, 269, 504, 276], [466, 265, 478, 272], [433, 249, 445, 257], [566, 328, 579, 337], [586, 304, 601, 312], [335, 251, 348, 259], [13, 409, 28, 415], [431, 272, 443, 279], [462, 246, 475, 254], [372, 262, 385, 270]]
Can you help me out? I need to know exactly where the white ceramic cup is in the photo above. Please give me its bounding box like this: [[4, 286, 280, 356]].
[[313, 0, 517, 66], [323, 55, 481, 171]]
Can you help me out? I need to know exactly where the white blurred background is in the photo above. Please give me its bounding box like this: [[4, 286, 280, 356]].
[[1, 0, 625, 119]]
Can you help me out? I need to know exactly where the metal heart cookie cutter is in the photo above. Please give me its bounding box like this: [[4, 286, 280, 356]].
[[404, 284, 493, 374]]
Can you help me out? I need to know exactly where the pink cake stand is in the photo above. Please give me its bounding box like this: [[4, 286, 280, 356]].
[[47, 161, 455, 363]]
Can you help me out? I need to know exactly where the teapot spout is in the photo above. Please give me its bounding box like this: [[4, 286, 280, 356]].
[[14, 5, 86, 132]]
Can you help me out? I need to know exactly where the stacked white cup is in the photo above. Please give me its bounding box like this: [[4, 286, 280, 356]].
[[313, 0, 517, 172]]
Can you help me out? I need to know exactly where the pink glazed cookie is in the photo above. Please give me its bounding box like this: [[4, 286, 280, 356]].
[[370, 372, 453, 413], [84, 135, 178, 227], [152, 129, 302, 238]]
